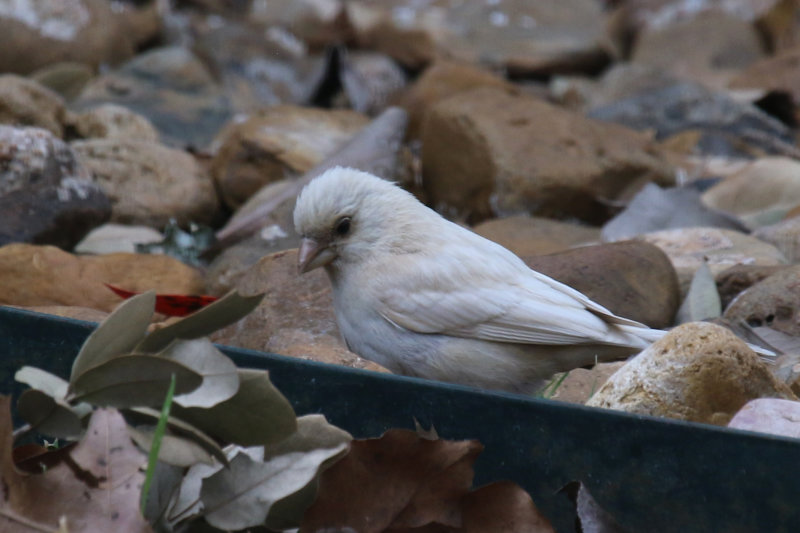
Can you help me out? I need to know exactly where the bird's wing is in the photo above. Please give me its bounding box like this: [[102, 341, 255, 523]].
[[375, 241, 648, 347]]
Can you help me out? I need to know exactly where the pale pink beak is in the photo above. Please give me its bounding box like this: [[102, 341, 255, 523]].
[[298, 238, 336, 273]]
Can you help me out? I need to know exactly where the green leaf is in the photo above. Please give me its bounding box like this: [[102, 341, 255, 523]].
[[68, 354, 202, 408], [17, 389, 85, 440], [158, 339, 240, 409], [201, 443, 349, 531], [135, 291, 264, 353], [71, 291, 156, 382], [141, 373, 176, 514], [172, 369, 296, 447]]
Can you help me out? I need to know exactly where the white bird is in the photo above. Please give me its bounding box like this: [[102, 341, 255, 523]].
[[292, 167, 671, 393]]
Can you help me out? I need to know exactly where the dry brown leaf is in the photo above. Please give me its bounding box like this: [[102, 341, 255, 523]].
[[300, 428, 483, 533], [0, 397, 151, 532]]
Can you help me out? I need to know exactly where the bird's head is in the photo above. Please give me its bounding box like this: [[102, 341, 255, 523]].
[[293, 167, 422, 273]]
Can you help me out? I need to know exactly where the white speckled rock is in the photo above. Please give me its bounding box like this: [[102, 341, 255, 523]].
[[587, 322, 796, 425]]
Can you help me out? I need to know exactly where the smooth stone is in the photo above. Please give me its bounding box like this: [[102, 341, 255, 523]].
[[728, 398, 800, 439], [724, 265, 800, 336], [68, 103, 160, 142], [0, 74, 65, 136], [715, 264, 788, 309], [472, 215, 600, 257]]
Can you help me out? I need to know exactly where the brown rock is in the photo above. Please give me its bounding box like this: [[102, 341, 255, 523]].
[[471, 215, 600, 257], [723, 265, 800, 336], [0, 0, 159, 74], [0, 243, 205, 312], [524, 241, 680, 329], [398, 60, 514, 139], [587, 322, 796, 425], [0, 74, 65, 136], [249, 0, 349, 48], [549, 362, 625, 404], [715, 264, 788, 309], [210, 106, 368, 209], [0, 125, 110, 248], [631, 10, 765, 89], [421, 86, 674, 224], [702, 157, 800, 229], [72, 139, 220, 227], [638, 227, 787, 297], [69, 104, 159, 142], [211, 249, 386, 373]]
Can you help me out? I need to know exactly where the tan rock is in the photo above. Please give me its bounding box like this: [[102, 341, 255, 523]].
[[211, 249, 386, 373], [72, 139, 220, 227], [472, 215, 599, 257], [723, 265, 800, 336], [587, 322, 796, 425], [702, 157, 800, 229], [631, 10, 765, 89], [0, 74, 65, 136], [69, 104, 159, 142], [0, 243, 205, 313], [29, 61, 94, 102], [549, 362, 625, 404], [421, 86, 674, 224], [210, 106, 368, 209], [637, 227, 787, 297], [525, 241, 680, 329], [398, 60, 514, 139]]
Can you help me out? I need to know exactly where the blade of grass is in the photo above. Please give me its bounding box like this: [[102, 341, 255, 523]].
[[140, 373, 176, 514], [540, 371, 570, 399]]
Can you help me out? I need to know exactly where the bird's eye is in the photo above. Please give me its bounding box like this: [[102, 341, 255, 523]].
[[335, 216, 351, 236]]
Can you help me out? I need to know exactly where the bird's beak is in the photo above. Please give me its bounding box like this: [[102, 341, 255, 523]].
[[298, 238, 336, 273]]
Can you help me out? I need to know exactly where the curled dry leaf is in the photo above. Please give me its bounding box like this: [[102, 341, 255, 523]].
[[461, 481, 555, 533], [135, 291, 265, 353], [16, 388, 85, 440], [676, 262, 721, 324], [68, 354, 203, 408]]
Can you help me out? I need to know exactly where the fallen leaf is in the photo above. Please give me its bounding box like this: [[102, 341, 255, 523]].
[[129, 426, 215, 467], [16, 388, 84, 440], [68, 354, 202, 408], [300, 428, 484, 533], [676, 262, 722, 324]]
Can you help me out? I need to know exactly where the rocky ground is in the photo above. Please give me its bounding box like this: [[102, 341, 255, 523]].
[[2, 0, 800, 437]]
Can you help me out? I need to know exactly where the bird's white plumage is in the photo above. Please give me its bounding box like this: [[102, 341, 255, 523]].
[[293, 167, 665, 392]]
